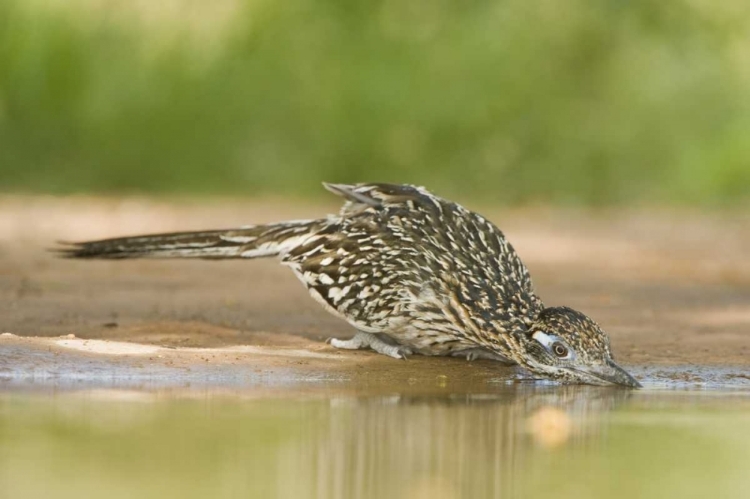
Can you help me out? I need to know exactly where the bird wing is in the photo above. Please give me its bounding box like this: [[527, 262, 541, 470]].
[[323, 182, 441, 217], [290, 183, 541, 337]]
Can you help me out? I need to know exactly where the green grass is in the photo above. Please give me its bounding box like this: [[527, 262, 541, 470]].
[[1, 0, 750, 205]]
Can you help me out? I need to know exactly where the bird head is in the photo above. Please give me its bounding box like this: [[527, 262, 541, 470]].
[[516, 306, 641, 387]]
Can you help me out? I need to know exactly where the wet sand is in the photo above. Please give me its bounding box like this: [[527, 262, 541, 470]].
[[1, 196, 749, 391]]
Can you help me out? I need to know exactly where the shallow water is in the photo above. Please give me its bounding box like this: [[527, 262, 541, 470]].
[[2, 381, 750, 499]]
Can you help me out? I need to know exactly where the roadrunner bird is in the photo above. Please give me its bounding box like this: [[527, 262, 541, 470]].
[[59, 183, 640, 387]]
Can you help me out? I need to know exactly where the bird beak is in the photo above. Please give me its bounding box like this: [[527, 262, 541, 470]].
[[579, 360, 642, 388]]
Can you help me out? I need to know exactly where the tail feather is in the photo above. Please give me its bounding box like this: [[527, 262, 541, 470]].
[[55, 220, 324, 260]]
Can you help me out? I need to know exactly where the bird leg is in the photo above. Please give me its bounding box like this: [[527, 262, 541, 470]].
[[327, 331, 412, 360], [451, 348, 515, 364]]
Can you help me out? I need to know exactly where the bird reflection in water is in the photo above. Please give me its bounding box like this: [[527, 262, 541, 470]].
[[275, 386, 632, 499]]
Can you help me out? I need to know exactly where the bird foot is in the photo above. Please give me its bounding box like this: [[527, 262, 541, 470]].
[[327, 331, 412, 360], [451, 348, 515, 364]]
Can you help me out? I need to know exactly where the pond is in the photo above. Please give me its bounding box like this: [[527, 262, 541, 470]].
[[2, 371, 749, 499]]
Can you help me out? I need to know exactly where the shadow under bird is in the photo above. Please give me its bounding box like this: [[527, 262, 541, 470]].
[[57, 183, 641, 387]]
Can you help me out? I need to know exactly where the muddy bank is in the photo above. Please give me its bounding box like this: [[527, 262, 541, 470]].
[[2, 334, 749, 393], [1, 197, 749, 388]]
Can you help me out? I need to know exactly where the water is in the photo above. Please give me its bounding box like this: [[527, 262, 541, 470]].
[[2, 381, 749, 499]]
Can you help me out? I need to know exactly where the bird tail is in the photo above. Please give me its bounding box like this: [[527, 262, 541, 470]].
[[55, 219, 325, 260]]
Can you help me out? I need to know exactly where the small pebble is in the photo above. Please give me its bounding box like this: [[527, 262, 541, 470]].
[[0, 332, 15, 338], [527, 406, 572, 448]]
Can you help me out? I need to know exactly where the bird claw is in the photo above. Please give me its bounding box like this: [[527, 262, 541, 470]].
[[394, 346, 413, 360], [451, 348, 515, 364], [326, 331, 412, 360]]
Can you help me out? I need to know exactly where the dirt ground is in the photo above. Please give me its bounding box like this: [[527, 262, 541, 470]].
[[1, 196, 749, 389]]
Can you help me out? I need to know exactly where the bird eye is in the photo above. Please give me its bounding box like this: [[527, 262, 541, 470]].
[[552, 342, 569, 357]]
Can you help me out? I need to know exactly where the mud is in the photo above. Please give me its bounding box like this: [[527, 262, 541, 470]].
[[1, 197, 749, 391]]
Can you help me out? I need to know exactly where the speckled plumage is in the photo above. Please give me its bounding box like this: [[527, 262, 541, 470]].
[[59, 182, 640, 387], [285, 183, 544, 358]]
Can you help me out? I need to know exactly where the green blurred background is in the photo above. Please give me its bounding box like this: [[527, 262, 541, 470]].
[[1, 0, 749, 205]]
